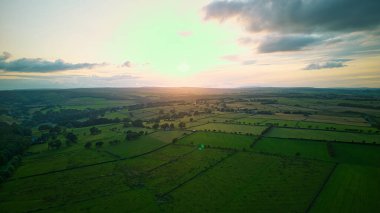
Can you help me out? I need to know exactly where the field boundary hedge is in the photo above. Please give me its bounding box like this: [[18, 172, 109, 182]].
[[158, 151, 237, 198], [305, 163, 338, 213], [8, 142, 175, 182]]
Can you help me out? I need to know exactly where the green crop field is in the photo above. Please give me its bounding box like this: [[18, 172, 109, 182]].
[[266, 127, 380, 144], [177, 131, 255, 150], [254, 138, 332, 161], [105, 135, 166, 158], [149, 130, 189, 143], [331, 143, 380, 167], [162, 152, 334, 212], [310, 164, 380, 213]]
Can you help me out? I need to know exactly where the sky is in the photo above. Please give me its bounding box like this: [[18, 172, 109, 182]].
[[0, 0, 380, 89]]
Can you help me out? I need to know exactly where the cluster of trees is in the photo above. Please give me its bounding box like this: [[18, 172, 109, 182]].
[[127, 100, 183, 111], [151, 121, 186, 130], [69, 117, 123, 128], [126, 130, 147, 141], [46, 132, 78, 149], [0, 122, 31, 183], [29, 108, 109, 126], [123, 119, 144, 128], [254, 99, 278, 104], [282, 110, 312, 116], [84, 141, 104, 149], [90, 127, 102, 135]]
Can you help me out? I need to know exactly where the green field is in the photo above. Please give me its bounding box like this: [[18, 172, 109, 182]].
[[266, 127, 380, 144], [331, 143, 380, 166], [162, 152, 334, 212], [311, 164, 380, 213], [149, 130, 189, 143], [105, 135, 166, 158], [192, 122, 266, 135], [1, 88, 380, 212], [177, 132, 255, 150], [254, 138, 332, 161]]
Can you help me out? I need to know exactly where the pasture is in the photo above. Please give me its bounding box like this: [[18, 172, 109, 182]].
[[162, 152, 334, 212], [177, 131, 255, 150], [192, 122, 266, 135], [311, 164, 380, 213], [266, 127, 380, 144], [253, 138, 332, 161]]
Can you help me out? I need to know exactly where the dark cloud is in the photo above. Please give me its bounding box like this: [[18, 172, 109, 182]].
[[258, 35, 320, 53], [204, 0, 380, 33], [0, 52, 100, 72], [304, 59, 352, 70]]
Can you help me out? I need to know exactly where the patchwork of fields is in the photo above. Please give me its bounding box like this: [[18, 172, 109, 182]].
[[1, 88, 380, 212]]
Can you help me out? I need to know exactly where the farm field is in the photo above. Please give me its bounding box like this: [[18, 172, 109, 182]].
[[331, 143, 380, 167], [310, 164, 380, 213], [177, 131, 255, 150], [253, 138, 332, 161], [162, 152, 334, 212], [266, 127, 380, 144], [1, 87, 380, 212], [192, 122, 267, 135]]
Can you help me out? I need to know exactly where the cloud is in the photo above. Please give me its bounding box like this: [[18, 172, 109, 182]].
[[258, 35, 321, 53], [204, 0, 380, 33], [221, 54, 240, 62], [0, 52, 12, 60], [304, 59, 352, 70], [0, 52, 101, 72], [122, 61, 131, 68], [237, 37, 254, 45], [241, 60, 255, 65]]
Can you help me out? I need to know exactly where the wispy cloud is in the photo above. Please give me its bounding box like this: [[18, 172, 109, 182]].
[[304, 59, 353, 70], [241, 60, 255, 65], [221, 54, 240, 62], [0, 52, 102, 72]]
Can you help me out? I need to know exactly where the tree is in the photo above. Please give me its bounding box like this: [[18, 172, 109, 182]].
[[84, 142, 92, 149], [178, 122, 186, 129], [125, 130, 140, 140], [189, 117, 194, 122], [95, 141, 103, 148], [38, 124, 52, 131], [90, 127, 101, 135], [131, 119, 144, 127], [109, 140, 120, 146], [161, 123, 169, 130], [48, 140, 62, 150], [152, 123, 159, 129], [49, 126, 62, 135], [65, 132, 77, 144], [169, 123, 175, 129]]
